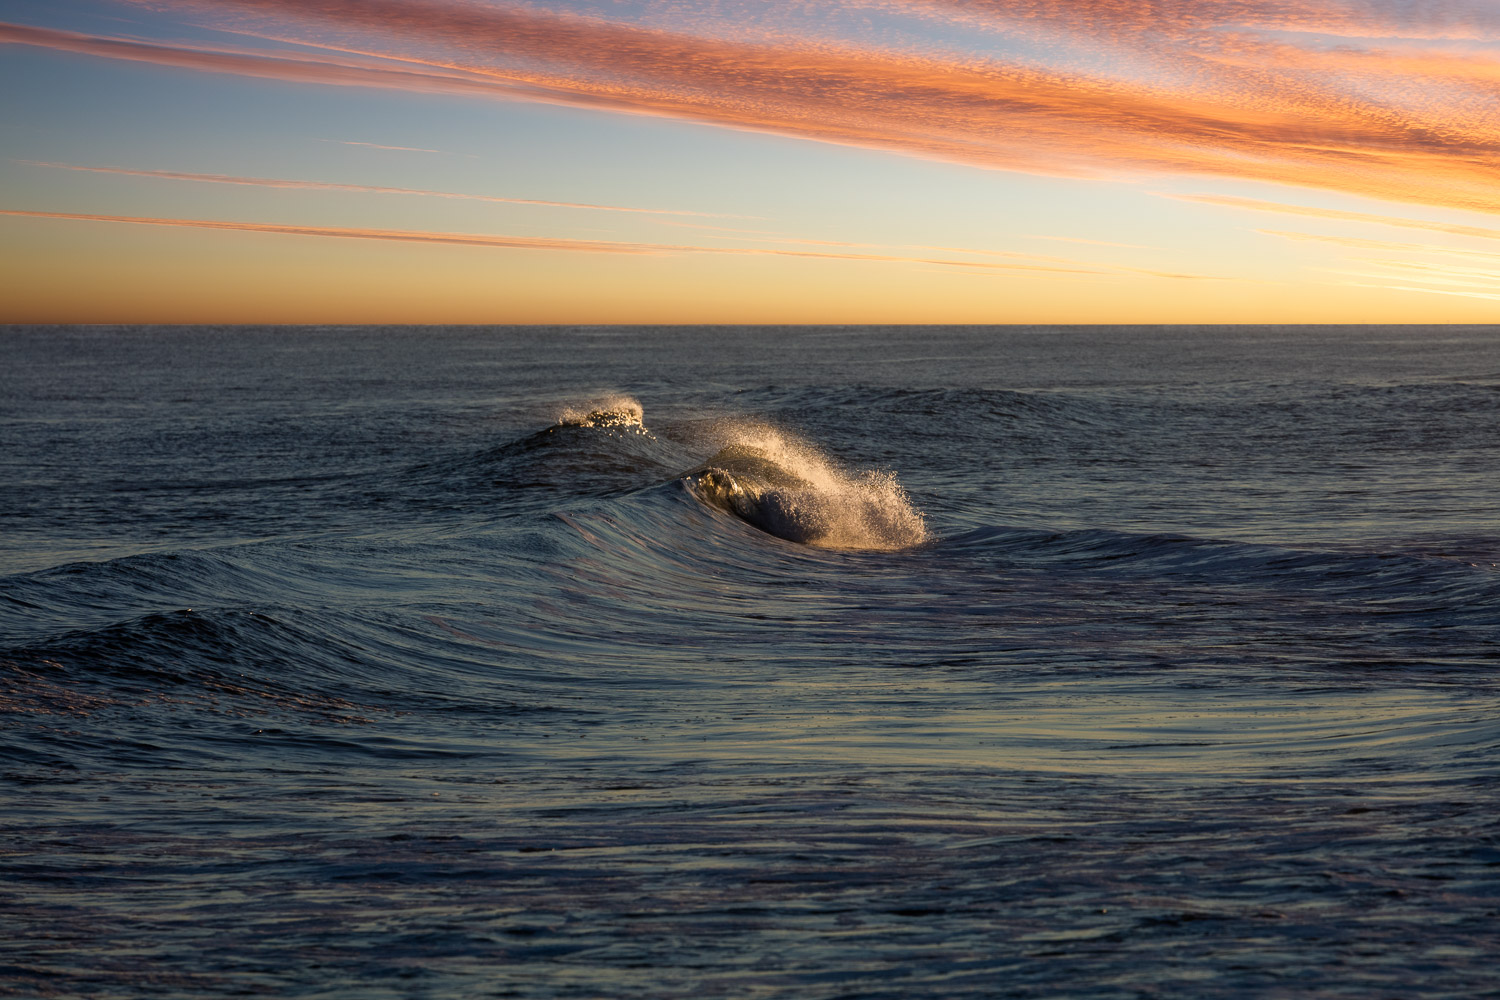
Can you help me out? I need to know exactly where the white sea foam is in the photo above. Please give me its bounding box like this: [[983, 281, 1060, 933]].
[[558, 395, 645, 430], [689, 422, 928, 551]]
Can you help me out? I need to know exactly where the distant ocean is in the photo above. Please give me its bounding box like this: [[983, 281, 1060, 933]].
[[3, 324, 1498, 998]]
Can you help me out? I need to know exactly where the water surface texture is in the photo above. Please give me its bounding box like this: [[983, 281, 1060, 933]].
[[3, 325, 1498, 998]]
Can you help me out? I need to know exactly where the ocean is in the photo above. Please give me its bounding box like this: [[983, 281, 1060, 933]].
[[2, 324, 1497, 998]]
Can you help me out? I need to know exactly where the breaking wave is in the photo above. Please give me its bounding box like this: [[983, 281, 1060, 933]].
[[684, 423, 928, 551]]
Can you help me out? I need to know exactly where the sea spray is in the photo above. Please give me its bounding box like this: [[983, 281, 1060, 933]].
[[557, 395, 646, 430], [549, 399, 928, 550], [686, 421, 928, 550]]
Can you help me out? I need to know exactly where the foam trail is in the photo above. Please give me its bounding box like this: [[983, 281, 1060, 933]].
[[686, 421, 927, 551]]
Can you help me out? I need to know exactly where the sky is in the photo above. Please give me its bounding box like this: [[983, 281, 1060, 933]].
[[2, 0, 1499, 324]]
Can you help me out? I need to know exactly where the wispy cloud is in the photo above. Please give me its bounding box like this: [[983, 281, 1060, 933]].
[[0, 207, 1128, 273], [1173, 194, 1500, 241], [321, 139, 451, 154], [8, 0, 1498, 217], [11, 0, 1500, 220], [11, 160, 1222, 277], [909, 0, 1500, 43], [0, 207, 661, 253], [21, 160, 726, 217], [1255, 225, 1500, 303], [1258, 230, 1500, 260], [1339, 282, 1500, 303], [0, 21, 526, 98]]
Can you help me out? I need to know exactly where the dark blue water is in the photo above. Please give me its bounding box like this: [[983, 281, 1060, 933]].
[[3, 325, 1498, 998]]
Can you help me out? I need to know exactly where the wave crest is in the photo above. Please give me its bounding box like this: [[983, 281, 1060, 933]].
[[558, 395, 645, 430], [686, 426, 927, 551]]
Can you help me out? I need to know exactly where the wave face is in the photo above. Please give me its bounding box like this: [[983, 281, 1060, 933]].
[[3, 325, 1500, 1000]]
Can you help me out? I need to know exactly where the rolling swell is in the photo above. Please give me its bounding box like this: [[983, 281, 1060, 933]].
[[933, 525, 1500, 676], [8, 391, 1494, 718], [406, 396, 931, 550], [5, 327, 1500, 1000], [946, 523, 1500, 599], [399, 396, 690, 510]]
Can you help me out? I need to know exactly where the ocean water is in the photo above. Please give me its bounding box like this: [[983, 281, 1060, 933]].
[[2, 324, 1498, 999]]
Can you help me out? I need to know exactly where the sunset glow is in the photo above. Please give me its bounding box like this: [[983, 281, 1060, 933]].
[[3, 0, 1499, 322]]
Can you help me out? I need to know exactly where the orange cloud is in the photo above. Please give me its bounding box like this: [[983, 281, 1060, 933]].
[[910, 0, 1499, 41], [8, 0, 1500, 217], [0, 21, 524, 98]]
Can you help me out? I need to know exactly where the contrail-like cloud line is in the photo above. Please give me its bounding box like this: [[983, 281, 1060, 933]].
[[0, 208, 1128, 274], [0, 208, 657, 253], [21, 161, 727, 218], [323, 139, 448, 153], [1260, 230, 1500, 261], [1173, 195, 1500, 242], [1341, 282, 1500, 303]]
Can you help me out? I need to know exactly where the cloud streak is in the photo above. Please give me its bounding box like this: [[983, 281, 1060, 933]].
[[909, 0, 1500, 42], [7, 0, 1499, 217], [0, 207, 1133, 274], [22, 160, 726, 217], [323, 139, 450, 154], [1260, 230, 1500, 261], [1173, 194, 1500, 241], [1255, 226, 1500, 303]]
